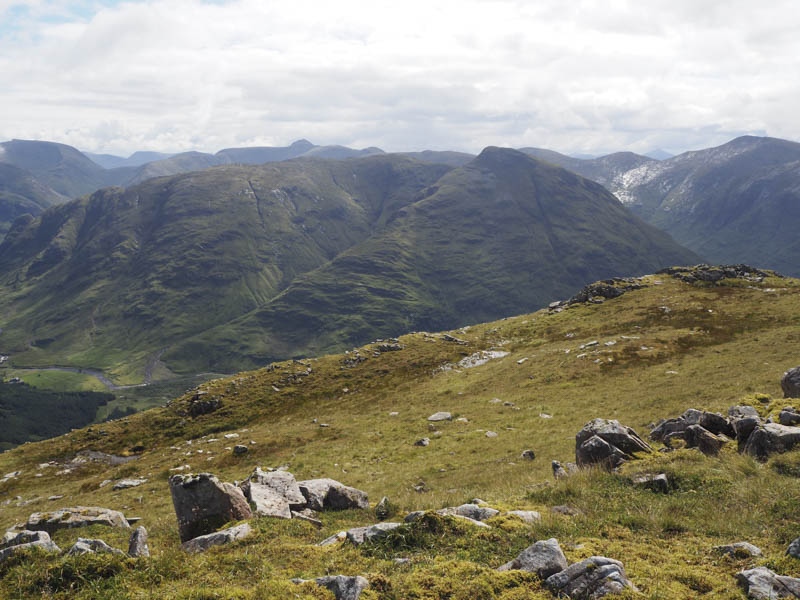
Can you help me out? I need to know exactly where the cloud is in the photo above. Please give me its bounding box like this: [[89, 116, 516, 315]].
[[1, 0, 799, 156]]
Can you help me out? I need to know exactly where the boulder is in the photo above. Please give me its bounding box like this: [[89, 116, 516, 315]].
[[291, 509, 323, 527], [715, 542, 762, 558], [545, 556, 638, 599], [521, 449, 536, 460], [112, 478, 147, 490], [375, 496, 391, 521], [737, 566, 800, 599], [504, 510, 541, 524], [346, 522, 402, 545], [437, 503, 499, 521], [0, 530, 60, 563], [316, 531, 347, 547], [404, 511, 490, 528], [66, 538, 125, 556], [169, 473, 252, 543], [684, 424, 726, 456], [552, 460, 569, 479], [297, 478, 369, 511], [575, 419, 651, 468], [743, 423, 800, 460], [128, 526, 149, 558], [25, 506, 130, 534], [632, 473, 670, 493], [293, 575, 369, 600], [650, 417, 689, 443], [497, 538, 567, 578], [782, 367, 800, 398], [243, 468, 306, 508], [779, 408, 800, 426], [414, 437, 430, 447], [427, 412, 452, 422], [733, 416, 762, 451], [681, 409, 735, 438], [729, 405, 760, 420], [787, 538, 800, 559], [182, 523, 252, 553]]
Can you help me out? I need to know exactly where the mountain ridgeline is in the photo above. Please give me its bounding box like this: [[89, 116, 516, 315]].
[[0, 149, 698, 379], [523, 136, 800, 276]]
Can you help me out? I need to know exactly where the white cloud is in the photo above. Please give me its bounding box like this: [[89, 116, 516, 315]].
[[1, 0, 799, 156]]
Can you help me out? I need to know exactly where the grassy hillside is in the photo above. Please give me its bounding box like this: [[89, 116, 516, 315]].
[[0, 270, 798, 598], [0, 163, 64, 237]]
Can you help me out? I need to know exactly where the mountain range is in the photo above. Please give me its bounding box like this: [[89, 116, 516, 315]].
[[0, 148, 698, 380]]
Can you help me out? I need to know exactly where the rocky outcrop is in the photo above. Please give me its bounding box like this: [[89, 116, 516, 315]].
[[296, 478, 369, 511], [782, 367, 800, 399], [24, 506, 130, 534], [545, 556, 638, 599], [292, 575, 369, 600], [737, 567, 800, 599], [240, 468, 305, 519], [0, 530, 60, 563], [169, 473, 252, 543], [684, 424, 727, 456], [497, 538, 567, 578], [659, 264, 777, 285], [743, 424, 800, 461], [181, 523, 252, 553], [575, 419, 651, 468]]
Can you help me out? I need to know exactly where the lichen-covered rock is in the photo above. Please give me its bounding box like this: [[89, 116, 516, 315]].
[[437, 503, 499, 521], [66, 538, 125, 556], [297, 478, 368, 511], [0, 530, 60, 563], [497, 538, 567, 578], [181, 523, 252, 553], [427, 412, 452, 422], [293, 575, 369, 600], [346, 522, 402, 545], [545, 556, 638, 599], [779, 408, 800, 426], [25, 507, 130, 534], [715, 542, 762, 558], [575, 419, 651, 468], [737, 566, 800, 599], [375, 496, 391, 521], [128, 526, 149, 558], [552, 460, 569, 479], [733, 416, 762, 451], [787, 538, 800, 559], [504, 510, 541, 524], [169, 473, 252, 543], [782, 367, 800, 399], [632, 473, 670, 493], [684, 424, 726, 456], [743, 423, 800, 460]]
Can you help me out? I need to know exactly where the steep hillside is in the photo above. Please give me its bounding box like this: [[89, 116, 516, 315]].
[[0, 269, 798, 599], [0, 156, 452, 381], [0, 163, 64, 237], [167, 148, 700, 373], [524, 137, 800, 276]]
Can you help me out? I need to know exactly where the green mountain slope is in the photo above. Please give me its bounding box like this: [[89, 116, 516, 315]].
[[0, 163, 64, 237], [0, 270, 798, 599], [167, 148, 700, 372]]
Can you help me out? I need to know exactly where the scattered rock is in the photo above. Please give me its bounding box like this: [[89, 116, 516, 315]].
[[485, 431, 498, 438], [291, 509, 323, 527], [787, 538, 800, 559], [737, 566, 800, 599], [782, 367, 800, 399], [521, 449, 536, 460], [375, 496, 391, 521], [427, 412, 452, 422], [25, 506, 130, 534], [684, 424, 727, 456], [552, 461, 569, 480], [346, 522, 402, 545], [112, 478, 147, 490], [715, 542, 762, 558], [293, 575, 369, 600], [188, 396, 222, 417], [233, 445, 248, 455], [437, 503, 499, 521], [503, 510, 541, 524], [0, 530, 60, 563], [497, 538, 568, 578], [182, 523, 252, 553], [128, 526, 149, 557], [545, 556, 638, 599], [241, 468, 305, 519], [575, 419, 652, 468], [316, 531, 348, 546], [551, 505, 581, 516], [414, 438, 430, 447], [169, 473, 252, 543], [297, 478, 369, 511], [66, 538, 125, 556], [779, 407, 800, 426], [743, 423, 800, 460]]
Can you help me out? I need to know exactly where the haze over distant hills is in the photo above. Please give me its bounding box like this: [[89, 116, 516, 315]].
[[0, 149, 698, 380]]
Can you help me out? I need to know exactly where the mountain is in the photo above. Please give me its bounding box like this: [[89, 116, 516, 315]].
[[0, 267, 798, 598], [644, 148, 673, 160], [399, 150, 475, 167], [0, 163, 64, 237], [85, 151, 174, 169], [523, 136, 800, 276], [0, 149, 698, 380]]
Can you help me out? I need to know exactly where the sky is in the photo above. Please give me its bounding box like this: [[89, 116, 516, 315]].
[[1, 0, 799, 157]]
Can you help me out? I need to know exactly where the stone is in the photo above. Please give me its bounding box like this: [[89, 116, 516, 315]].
[[297, 478, 369, 511], [715, 542, 762, 558], [243, 468, 305, 508], [294, 575, 369, 600], [551, 505, 581, 516], [737, 566, 800, 599], [437, 503, 499, 521], [779, 408, 800, 426], [552, 460, 569, 479], [684, 424, 726, 456], [112, 478, 147, 490], [575, 419, 652, 468], [375, 496, 391, 521], [346, 522, 402, 545], [485, 431, 498, 438], [182, 523, 252, 553], [788, 538, 800, 559], [545, 556, 638, 599], [0, 530, 60, 563], [244, 482, 291, 519], [232, 445, 248, 455], [67, 538, 125, 556], [25, 506, 130, 534], [632, 473, 670, 493], [729, 405, 760, 420], [128, 526, 149, 557], [733, 416, 762, 450], [291, 509, 323, 527], [316, 531, 348, 546], [497, 538, 568, 578], [782, 367, 800, 398], [521, 449, 536, 460], [404, 511, 425, 523], [743, 423, 800, 460], [504, 510, 541, 524], [169, 473, 252, 543], [427, 412, 452, 422], [188, 396, 222, 417], [414, 437, 430, 447]]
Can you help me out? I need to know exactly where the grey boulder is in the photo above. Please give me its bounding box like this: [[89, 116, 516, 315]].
[[737, 566, 800, 599], [66, 538, 125, 556], [504, 510, 541, 524], [715, 542, 762, 558], [743, 423, 800, 460], [497, 538, 567, 578], [128, 526, 149, 558], [297, 478, 369, 511], [545, 556, 638, 599], [346, 522, 402, 545], [684, 424, 727, 456], [779, 407, 800, 426], [427, 412, 452, 422], [437, 503, 499, 521], [0, 530, 60, 563], [182, 523, 252, 553], [25, 507, 130, 534], [575, 419, 651, 468], [169, 473, 252, 543], [782, 367, 800, 399], [293, 575, 369, 600]]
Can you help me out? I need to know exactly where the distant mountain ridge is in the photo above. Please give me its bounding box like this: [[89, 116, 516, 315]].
[[0, 149, 699, 379]]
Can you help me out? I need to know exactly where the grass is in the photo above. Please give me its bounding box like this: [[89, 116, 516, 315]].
[[0, 273, 799, 597]]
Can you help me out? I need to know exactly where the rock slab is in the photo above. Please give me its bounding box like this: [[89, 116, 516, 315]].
[[169, 473, 252, 543], [737, 567, 800, 599], [497, 538, 568, 578], [575, 419, 652, 468], [545, 556, 638, 599], [297, 478, 369, 511], [182, 523, 252, 553], [25, 506, 130, 534]]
